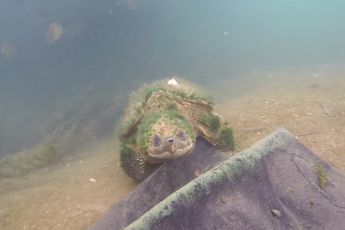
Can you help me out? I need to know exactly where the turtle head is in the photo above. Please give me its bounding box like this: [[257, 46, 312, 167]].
[[138, 110, 196, 160]]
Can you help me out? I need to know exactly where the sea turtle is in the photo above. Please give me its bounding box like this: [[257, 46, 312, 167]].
[[118, 78, 234, 181]]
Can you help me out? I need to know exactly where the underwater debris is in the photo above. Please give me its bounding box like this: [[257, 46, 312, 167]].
[[1, 43, 16, 59], [320, 103, 333, 117], [296, 131, 319, 137], [194, 169, 202, 177], [271, 209, 282, 218], [46, 22, 64, 43], [126, 0, 137, 11], [240, 127, 265, 133]]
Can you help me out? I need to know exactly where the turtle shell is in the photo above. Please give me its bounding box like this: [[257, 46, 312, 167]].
[[118, 78, 216, 144]]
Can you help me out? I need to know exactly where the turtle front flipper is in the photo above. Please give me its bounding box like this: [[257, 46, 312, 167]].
[[119, 143, 158, 181]]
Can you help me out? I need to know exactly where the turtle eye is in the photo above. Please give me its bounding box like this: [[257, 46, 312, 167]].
[[152, 135, 161, 146], [177, 130, 186, 140]]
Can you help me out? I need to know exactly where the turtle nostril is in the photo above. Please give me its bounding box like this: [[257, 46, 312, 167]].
[[168, 138, 174, 144]]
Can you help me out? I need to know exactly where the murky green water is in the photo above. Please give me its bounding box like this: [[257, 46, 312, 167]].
[[1, 1, 345, 229]]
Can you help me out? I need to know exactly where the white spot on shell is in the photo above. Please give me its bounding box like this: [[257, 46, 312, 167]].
[[167, 78, 179, 87], [89, 178, 97, 182]]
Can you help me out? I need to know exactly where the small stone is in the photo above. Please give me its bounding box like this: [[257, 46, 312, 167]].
[[89, 178, 97, 182], [271, 209, 281, 218]]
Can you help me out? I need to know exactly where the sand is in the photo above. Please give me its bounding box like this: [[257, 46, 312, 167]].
[[213, 72, 345, 172], [0, 139, 136, 230], [0, 71, 344, 229]]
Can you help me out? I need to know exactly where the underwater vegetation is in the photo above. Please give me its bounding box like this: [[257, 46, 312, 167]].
[[118, 78, 214, 138], [137, 112, 161, 151], [0, 143, 57, 177], [140, 80, 215, 106], [315, 164, 328, 189], [198, 113, 221, 132], [218, 127, 235, 151], [0, 87, 125, 178], [119, 142, 135, 172]]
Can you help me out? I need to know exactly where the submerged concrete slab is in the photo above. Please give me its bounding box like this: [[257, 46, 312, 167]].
[[90, 128, 345, 230]]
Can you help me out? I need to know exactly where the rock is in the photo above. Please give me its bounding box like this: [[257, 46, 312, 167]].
[[271, 209, 282, 218]]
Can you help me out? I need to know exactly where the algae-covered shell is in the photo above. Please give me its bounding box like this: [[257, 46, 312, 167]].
[[118, 78, 215, 141], [117, 78, 234, 181]]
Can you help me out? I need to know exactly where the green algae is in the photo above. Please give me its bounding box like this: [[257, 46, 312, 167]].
[[136, 110, 195, 152], [315, 164, 328, 189], [0, 142, 58, 178], [198, 113, 220, 132], [119, 79, 215, 138], [218, 127, 235, 151]]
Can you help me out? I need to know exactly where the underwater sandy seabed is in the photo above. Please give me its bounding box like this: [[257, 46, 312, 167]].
[[0, 69, 344, 229]]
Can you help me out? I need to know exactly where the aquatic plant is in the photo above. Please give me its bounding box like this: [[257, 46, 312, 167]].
[[315, 164, 328, 189]]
